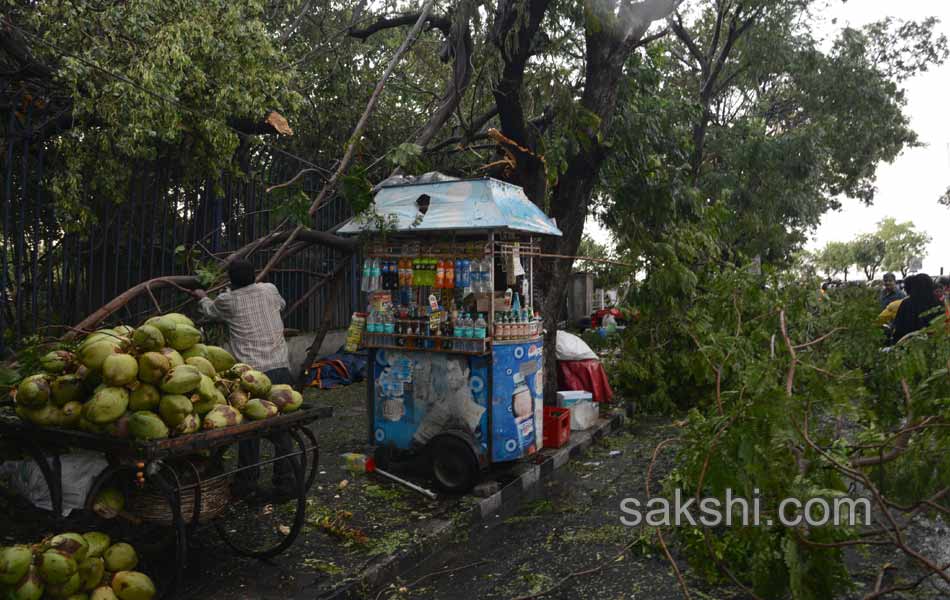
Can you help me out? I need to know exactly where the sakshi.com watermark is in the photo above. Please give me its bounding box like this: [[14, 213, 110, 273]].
[[619, 489, 871, 528]]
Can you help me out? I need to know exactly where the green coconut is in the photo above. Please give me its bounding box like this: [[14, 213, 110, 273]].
[[7, 565, 44, 600], [102, 545, 137, 574], [191, 389, 224, 416], [180, 343, 208, 361], [0, 545, 33, 585], [82, 387, 129, 425], [185, 356, 215, 378], [60, 401, 83, 428], [135, 353, 169, 385], [243, 398, 278, 421], [285, 390, 304, 413], [17, 404, 60, 427], [165, 324, 202, 351], [127, 412, 169, 441], [79, 341, 122, 372], [131, 325, 164, 352], [66, 594, 90, 600], [15, 374, 50, 408], [267, 385, 295, 412], [227, 389, 250, 412], [77, 557, 104, 592], [143, 316, 177, 339], [239, 370, 271, 398], [45, 571, 82, 599], [157, 347, 184, 369], [158, 395, 193, 428], [101, 355, 138, 387], [111, 571, 155, 600], [92, 488, 125, 520], [81, 534, 111, 560], [128, 384, 161, 412], [41, 350, 75, 374], [51, 375, 84, 406], [204, 346, 236, 373], [159, 365, 201, 394], [90, 586, 119, 600], [47, 533, 89, 563], [201, 404, 243, 430], [172, 413, 200, 436], [226, 363, 253, 378], [37, 549, 78, 584]]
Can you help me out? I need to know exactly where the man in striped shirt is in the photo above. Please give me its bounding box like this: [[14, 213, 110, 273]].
[[196, 259, 295, 495]]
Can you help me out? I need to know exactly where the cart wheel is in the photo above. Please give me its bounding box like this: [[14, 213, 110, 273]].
[[212, 433, 307, 558], [429, 435, 479, 493]]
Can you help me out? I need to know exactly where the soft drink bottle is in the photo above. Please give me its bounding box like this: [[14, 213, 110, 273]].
[[371, 259, 382, 291], [458, 259, 468, 289], [454, 259, 462, 289], [436, 259, 445, 289], [444, 257, 454, 289]]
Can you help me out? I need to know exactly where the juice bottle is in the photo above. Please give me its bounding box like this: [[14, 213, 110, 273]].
[[444, 257, 454, 289], [436, 259, 445, 289]]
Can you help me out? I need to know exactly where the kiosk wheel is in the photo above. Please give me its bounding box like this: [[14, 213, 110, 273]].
[[429, 435, 479, 493]]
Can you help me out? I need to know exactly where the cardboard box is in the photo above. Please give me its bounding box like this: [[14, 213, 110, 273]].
[[557, 390, 593, 408]]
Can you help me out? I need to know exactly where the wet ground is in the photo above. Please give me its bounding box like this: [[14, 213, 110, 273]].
[[368, 418, 746, 600], [3, 386, 945, 600]]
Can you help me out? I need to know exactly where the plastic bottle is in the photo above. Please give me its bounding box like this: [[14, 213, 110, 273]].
[[460, 259, 471, 290], [454, 258, 462, 289], [436, 259, 445, 289], [361, 258, 372, 293], [474, 313, 487, 351], [384, 308, 395, 346]]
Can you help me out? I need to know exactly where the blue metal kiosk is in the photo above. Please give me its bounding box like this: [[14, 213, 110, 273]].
[[337, 177, 562, 491]]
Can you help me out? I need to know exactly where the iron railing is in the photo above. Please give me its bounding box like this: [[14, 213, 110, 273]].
[[1, 92, 358, 357]]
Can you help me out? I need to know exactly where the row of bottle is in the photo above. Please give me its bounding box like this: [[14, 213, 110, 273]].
[[361, 258, 493, 293], [364, 306, 488, 352], [494, 309, 541, 341]]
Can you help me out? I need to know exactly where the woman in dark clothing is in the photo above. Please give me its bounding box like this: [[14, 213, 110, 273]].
[[890, 273, 941, 344]]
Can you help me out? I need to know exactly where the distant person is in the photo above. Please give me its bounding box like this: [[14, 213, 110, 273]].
[[879, 273, 905, 310], [890, 273, 941, 344], [937, 275, 950, 305]]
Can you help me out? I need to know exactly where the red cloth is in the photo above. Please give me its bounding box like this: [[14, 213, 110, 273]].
[[557, 359, 613, 403]]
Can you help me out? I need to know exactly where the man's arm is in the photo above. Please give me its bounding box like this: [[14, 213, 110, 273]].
[[197, 290, 228, 321]]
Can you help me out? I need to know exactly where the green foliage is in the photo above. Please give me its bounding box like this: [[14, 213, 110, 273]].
[[876, 217, 932, 277], [340, 167, 375, 215], [19, 0, 302, 223], [850, 234, 886, 281], [622, 258, 950, 598], [816, 241, 856, 281]]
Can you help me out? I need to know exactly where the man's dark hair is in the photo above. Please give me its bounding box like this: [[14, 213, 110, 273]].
[[228, 259, 256, 289], [882, 272, 897, 282]]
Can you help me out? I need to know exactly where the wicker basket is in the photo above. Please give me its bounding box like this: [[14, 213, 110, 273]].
[[126, 475, 231, 526]]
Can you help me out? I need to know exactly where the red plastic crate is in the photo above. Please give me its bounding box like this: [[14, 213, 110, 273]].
[[543, 406, 571, 449]]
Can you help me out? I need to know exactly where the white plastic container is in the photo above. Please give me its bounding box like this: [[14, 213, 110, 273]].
[[568, 400, 599, 431], [557, 390, 593, 408]]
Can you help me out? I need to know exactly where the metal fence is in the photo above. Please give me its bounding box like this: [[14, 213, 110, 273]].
[[1, 94, 358, 357]]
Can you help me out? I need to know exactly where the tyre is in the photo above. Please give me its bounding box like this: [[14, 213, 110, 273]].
[[428, 434, 479, 493]]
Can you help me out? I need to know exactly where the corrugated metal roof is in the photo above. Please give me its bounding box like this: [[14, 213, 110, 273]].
[[337, 177, 562, 236]]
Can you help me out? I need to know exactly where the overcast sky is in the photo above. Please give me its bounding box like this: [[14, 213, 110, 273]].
[[586, 0, 950, 276]]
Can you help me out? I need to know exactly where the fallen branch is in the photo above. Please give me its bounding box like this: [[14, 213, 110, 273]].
[[307, 0, 437, 216], [646, 437, 691, 600]]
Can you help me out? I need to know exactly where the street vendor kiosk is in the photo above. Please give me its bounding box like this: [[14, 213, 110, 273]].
[[338, 177, 562, 492]]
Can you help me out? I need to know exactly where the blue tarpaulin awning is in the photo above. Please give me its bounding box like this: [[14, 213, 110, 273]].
[[337, 177, 562, 237]]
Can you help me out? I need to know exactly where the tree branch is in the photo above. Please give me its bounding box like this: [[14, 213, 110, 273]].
[[308, 0, 437, 216], [348, 12, 450, 40]]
